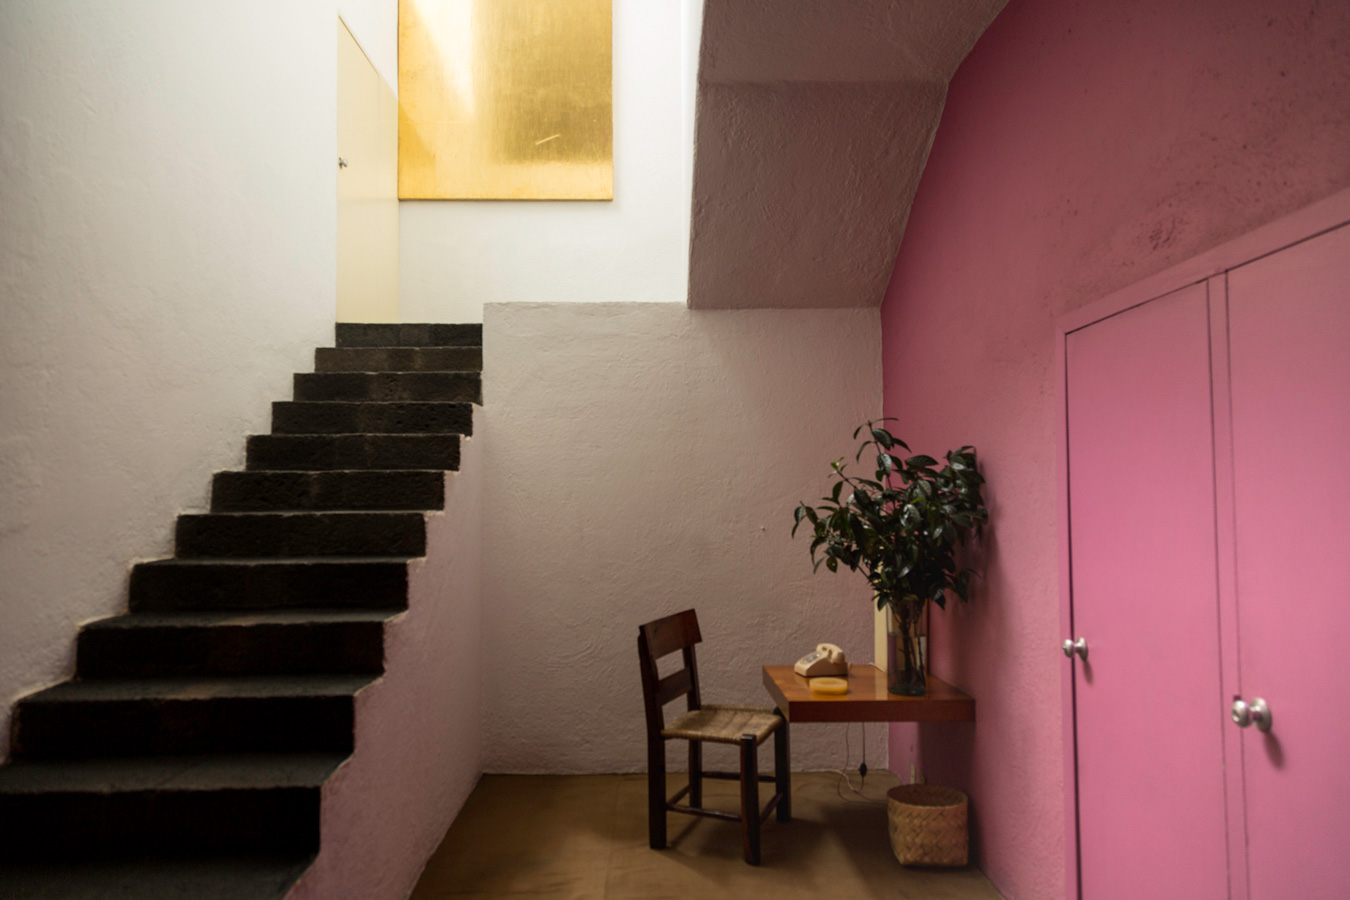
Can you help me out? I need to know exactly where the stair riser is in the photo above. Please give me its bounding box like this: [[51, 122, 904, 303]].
[[176, 514, 426, 559], [212, 470, 445, 512], [176, 512, 423, 555], [271, 402, 473, 436], [13, 698, 355, 759], [0, 789, 320, 859], [294, 372, 481, 403], [246, 434, 460, 471], [314, 347, 482, 372], [335, 322, 482, 347], [129, 561, 409, 612], [77, 622, 386, 678]]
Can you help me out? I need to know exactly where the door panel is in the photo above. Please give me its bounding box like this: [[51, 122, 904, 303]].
[[1227, 224, 1350, 899], [337, 18, 399, 323], [1067, 283, 1229, 900]]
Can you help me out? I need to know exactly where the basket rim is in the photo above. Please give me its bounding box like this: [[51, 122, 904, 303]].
[[886, 784, 968, 809]]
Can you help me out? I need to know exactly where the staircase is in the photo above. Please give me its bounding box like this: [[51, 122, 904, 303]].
[[0, 324, 482, 899]]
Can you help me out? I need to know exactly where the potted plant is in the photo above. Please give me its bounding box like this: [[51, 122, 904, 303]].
[[793, 420, 987, 696]]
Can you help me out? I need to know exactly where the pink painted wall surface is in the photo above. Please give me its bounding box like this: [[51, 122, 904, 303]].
[[288, 416, 483, 900], [879, 1, 1350, 897]]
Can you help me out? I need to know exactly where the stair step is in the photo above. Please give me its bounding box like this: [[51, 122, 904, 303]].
[[314, 346, 482, 372], [129, 558, 409, 613], [211, 469, 446, 512], [77, 610, 394, 678], [335, 322, 481, 347], [294, 371, 481, 403], [0, 855, 313, 899], [11, 675, 373, 759], [246, 433, 460, 471], [176, 512, 426, 559], [0, 754, 342, 859], [271, 401, 473, 436]]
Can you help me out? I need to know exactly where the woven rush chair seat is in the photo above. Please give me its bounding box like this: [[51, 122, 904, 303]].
[[662, 704, 781, 745], [638, 609, 791, 866]]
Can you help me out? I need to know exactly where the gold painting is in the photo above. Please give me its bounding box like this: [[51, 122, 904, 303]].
[[398, 0, 613, 200]]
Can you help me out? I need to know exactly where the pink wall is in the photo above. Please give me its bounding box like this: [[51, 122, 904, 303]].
[[880, 1, 1350, 897]]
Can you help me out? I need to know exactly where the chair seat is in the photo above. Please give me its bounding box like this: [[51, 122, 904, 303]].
[[661, 704, 782, 746]]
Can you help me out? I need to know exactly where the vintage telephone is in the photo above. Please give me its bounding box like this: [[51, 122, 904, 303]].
[[794, 642, 849, 678]]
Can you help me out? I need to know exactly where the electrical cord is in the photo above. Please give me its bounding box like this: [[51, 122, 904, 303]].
[[834, 722, 902, 804]]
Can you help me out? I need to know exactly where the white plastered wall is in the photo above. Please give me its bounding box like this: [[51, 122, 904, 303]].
[[481, 303, 887, 773], [398, 0, 694, 322], [0, 0, 395, 760], [291, 413, 483, 900]]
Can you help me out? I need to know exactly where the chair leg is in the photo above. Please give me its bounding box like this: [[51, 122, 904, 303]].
[[773, 714, 791, 822], [739, 733, 761, 866], [688, 740, 703, 809], [648, 737, 667, 850]]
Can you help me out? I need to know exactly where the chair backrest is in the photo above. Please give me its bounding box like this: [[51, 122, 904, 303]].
[[637, 608, 703, 738]]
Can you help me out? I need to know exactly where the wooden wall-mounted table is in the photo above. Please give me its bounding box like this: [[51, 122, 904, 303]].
[[762, 664, 975, 723]]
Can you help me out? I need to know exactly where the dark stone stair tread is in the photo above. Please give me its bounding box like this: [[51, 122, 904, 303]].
[[0, 753, 345, 794], [293, 371, 481, 403], [314, 347, 482, 372], [82, 609, 398, 631], [335, 322, 481, 347], [211, 469, 446, 513], [175, 511, 427, 559], [22, 674, 376, 705], [128, 557, 412, 613], [245, 433, 461, 471], [0, 855, 312, 900], [270, 401, 473, 436], [136, 556, 416, 566], [179, 511, 428, 521]]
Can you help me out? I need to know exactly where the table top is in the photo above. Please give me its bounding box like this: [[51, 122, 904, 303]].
[[762, 664, 975, 723]]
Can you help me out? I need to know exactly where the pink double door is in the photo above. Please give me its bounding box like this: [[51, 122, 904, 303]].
[[1064, 222, 1350, 900]]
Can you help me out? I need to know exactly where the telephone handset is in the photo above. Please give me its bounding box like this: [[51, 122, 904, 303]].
[[794, 642, 849, 678]]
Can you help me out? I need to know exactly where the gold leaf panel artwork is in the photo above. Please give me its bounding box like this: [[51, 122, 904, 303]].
[[398, 0, 613, 200]]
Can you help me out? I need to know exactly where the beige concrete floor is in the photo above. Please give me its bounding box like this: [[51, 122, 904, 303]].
[[411, 772, 1005, 899]]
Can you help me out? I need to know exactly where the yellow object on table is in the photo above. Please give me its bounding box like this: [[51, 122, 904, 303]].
[[808, 677, 848, 695]]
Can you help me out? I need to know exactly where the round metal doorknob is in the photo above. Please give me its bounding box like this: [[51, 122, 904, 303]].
[[1062, 637, 1088, 660], [1231, 697, 1272, 732]]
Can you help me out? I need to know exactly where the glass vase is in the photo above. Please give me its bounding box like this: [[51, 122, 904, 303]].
[[885, 601, 927, 696]]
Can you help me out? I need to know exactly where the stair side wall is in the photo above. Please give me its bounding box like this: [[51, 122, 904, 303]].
[[287, 406, 484, 900]]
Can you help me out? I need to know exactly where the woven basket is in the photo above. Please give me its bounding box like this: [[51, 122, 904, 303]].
[[886, 784, 969, 867]]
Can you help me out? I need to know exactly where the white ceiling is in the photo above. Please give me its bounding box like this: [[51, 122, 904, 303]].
[[688, 0, 1008, 309]]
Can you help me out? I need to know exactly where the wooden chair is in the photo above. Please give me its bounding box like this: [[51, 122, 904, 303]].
[[637, 609, 790, 865]]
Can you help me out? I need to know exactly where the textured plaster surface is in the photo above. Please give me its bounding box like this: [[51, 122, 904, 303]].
[[398, 1, 691, 323], [880, 1, 1350, 897], [687, 0, 1005, 310], [0, 0, 393, 760], [481, 303, 886, 774], [700, 0, 1007, 85], [690, 81, 946, 310], [289, 415, 482, 900]]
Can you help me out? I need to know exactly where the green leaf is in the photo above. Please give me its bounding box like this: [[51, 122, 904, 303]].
[[826, 557, 838, 573], [877, 453, 893, 474], [906, 454, 938, 467], [871, 428, 894, 449]]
